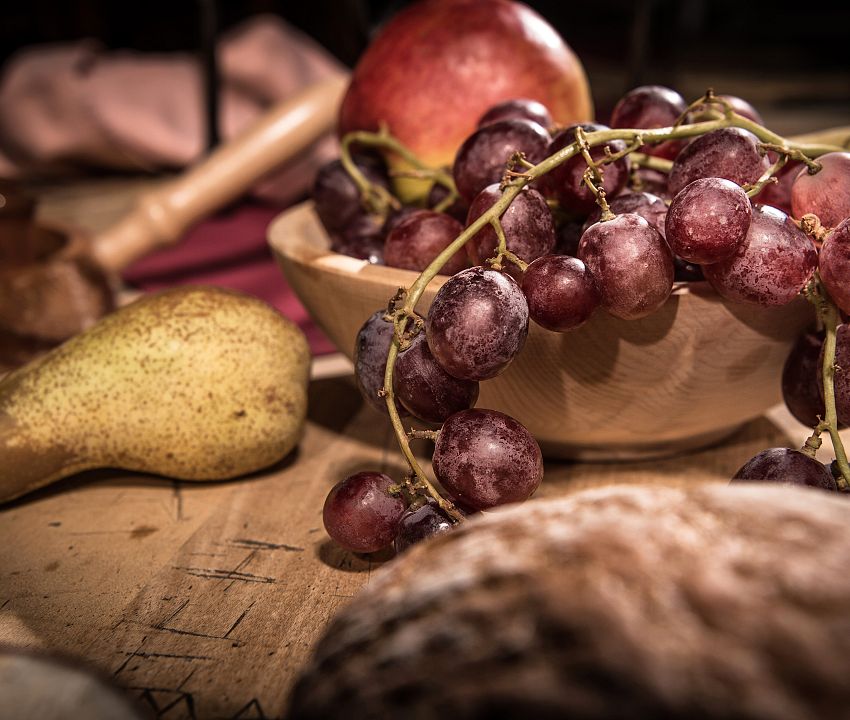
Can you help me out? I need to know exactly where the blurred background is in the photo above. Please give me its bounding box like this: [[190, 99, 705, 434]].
[[2, 0, 848, 134]]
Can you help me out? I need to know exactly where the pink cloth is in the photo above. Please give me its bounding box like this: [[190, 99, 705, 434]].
[[123, 203, 335, 356], [0, 15, 348, 354]]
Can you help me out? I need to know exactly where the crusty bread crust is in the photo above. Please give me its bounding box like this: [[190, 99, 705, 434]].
[[289, 483, 850, 720]]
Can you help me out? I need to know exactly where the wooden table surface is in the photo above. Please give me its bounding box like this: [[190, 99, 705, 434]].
[[0, 356, 845, 719], [1, 177, 847, 718]]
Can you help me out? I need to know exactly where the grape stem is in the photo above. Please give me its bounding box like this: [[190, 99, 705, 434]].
[[629, 152, 674, 173], [804, 277, 850, 490], [361, 107, 847, 513], [744, 153, 787, 199], [340, 128, 459, 215], [486, 217, 527, 273]]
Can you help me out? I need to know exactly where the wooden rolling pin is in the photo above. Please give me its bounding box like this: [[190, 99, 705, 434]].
[[0, 73, 348, 347]]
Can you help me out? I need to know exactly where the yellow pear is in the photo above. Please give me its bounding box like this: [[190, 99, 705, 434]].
[[0, 286, 310, 502]]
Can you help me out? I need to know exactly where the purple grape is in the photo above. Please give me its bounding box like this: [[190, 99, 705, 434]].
[[583, 191, 668, 238], [609, 85, 687, 160], [453, 119, 550, 203], [673, 256, 705, 282], [384, 210, 467, 275], [353, 310, 406, 416], [393, 503, 454, 554], [667, 128, 770, 197], [666, 178, 752, 265], [432, 409, 543, 510], [634, 168, 672, 199], [791, 152, 850, 228], [818, 324, 850, 426], [820, 219, 850, 315], [312, 156, 389, 233], [783, 329, 825, 427], [426, 184, 469, 224], [478, 98, 553, 130], [383, 205, 421, 235], [393, 333, 479, 424], [577, 213, 674, 320], [553, 218, 584, 256], [731, 448, 837, 491], [323, 471, 408, 553], [702, 204, 818, 307], [465, 185, 555, 277], [522, 255, 600, 332], [755, 160, 802, 214], [330, 214, 385, 264], [426, 267, 529, 381], [543, 123, 631, 216], [689, 95, 764, 125]]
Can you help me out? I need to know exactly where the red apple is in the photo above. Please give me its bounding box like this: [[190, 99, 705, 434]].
[[339, 0, 593, 200]]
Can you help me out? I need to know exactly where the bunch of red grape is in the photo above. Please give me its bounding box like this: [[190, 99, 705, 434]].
[[313, 86, 850, 556]]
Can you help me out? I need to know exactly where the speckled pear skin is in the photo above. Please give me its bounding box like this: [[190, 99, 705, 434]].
[[0, 286, 310, 502]]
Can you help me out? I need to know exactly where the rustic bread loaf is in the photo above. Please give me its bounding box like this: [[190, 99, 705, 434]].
[[288, 483, 850, 720]]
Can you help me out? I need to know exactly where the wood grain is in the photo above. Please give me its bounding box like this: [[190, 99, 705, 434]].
[[1, 369, 846, 719]]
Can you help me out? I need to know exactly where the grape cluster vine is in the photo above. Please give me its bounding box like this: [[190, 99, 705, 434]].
[[340, 90, 850, 519]]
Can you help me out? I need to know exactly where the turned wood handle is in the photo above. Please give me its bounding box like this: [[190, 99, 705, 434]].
[[90, 74, 349, 273]]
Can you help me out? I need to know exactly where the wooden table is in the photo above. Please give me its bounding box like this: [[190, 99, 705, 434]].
[[0, 354, 844, 719]]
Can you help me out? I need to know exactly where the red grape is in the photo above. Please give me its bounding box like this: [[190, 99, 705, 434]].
[[577, 213, 674, 320], [330, 215, 385, 264], [667, 128, 769, 197], [791, 152, 850, 229], [584, 191, 668, 238], [782, 329, 826, 427], [432, 409, 543, 510], [673, 256, 705, 282], [478, 98, 552, 130], [818, 324, 850, 426], [609, 85, 687, 160], [384, 210, 467, 275], [426, 267, 529, 381], [383, 205, 421, 235], [731, 448, 837, 491], [820, 219, 850, 315], [453, 119, 550, 203], [465, 185, 555, 276], [755, 160, 802, 214], [522, 255, 600, 332], [393, 333, 479, 424], [544, 123, 631, 216], [703, 204, 818, 306], [393, 503, 454, 554], [354, 310, 406, 416], [312, 155, 389, 233], [426, 184, 469, 223], [553, 218, 584, 256], [634, 168, 672, 199], [323, 471, 407, 553], [665, 178, 752, 264], [689, 95, 764, 126]]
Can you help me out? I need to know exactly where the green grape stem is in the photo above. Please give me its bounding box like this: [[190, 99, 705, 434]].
[[805, 278, 850, 489], [358, 108, 847, 510]]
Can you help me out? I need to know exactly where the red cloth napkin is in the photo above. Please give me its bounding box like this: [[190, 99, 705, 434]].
[[122, 201, 335, 356]]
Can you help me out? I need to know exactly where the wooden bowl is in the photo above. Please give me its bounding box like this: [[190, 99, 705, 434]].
[[269, 201, 814, 460]]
